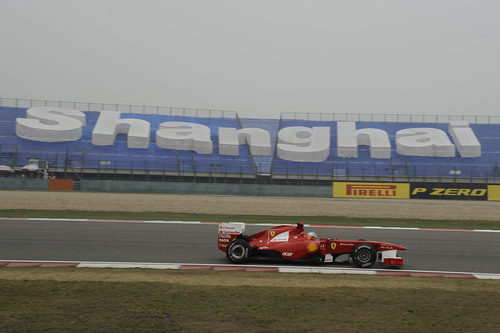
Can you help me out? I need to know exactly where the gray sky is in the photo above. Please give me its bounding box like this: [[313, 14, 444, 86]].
[[1, 0, 499, 118]]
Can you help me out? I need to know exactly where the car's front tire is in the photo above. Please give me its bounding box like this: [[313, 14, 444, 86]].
[[351, 243, 377, 268], [226, 239, 250, 264]]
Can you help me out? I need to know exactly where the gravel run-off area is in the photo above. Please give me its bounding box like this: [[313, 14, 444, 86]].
[[0, 190, 498, 221]]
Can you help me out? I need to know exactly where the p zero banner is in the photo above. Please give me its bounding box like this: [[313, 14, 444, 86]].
[[333, 182, 410, 199], [487, 185, 500, 201], [410, 183, 487, 200]]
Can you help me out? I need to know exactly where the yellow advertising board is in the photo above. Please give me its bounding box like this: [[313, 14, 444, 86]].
[[333, 182, 410, 199], [487, 185, 500, 201]]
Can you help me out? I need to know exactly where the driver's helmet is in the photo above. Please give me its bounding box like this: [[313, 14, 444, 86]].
[[306, 231, 318, 239]]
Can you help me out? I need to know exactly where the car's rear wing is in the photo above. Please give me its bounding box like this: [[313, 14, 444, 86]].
[[218, 223, 245, 252]]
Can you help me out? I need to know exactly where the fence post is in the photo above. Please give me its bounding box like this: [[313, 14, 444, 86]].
[[81, 150, 85, 179], [345, 158, 349, 180], [331, 160, 335, 181], [64, 148, 69, 178]]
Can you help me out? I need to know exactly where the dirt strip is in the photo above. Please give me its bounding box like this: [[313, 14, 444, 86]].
[[0, 190, 498, 220]]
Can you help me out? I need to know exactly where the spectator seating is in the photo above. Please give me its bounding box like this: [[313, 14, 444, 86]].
[[1, 107, 499, 180], [271, 120, 500, 179], [0, 107, 255, 174]]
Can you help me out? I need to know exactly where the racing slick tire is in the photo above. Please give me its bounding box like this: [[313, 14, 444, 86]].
[[351, 243, 377, 268], [226, 239, 250, 264]]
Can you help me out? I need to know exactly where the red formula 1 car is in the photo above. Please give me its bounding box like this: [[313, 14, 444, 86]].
[[218, 223, 406, 268]]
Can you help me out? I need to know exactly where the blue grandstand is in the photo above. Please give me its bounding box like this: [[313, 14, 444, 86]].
[[0, 107, 256, 175], [271, 119, 500, 180], [0, 102, 499, 182]]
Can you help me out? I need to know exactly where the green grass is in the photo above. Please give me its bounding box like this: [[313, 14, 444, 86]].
[[0, 270, 498, 332], [0, 209, 499, 230]]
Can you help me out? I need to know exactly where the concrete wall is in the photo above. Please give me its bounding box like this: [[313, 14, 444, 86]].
[[80, 179, 332, 197], [0, 178, 48, 190]]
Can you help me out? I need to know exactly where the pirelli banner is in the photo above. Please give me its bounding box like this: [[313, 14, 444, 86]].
[[410, 183, 488, 200], [333, 182, 499, 201], [333, 182, 410, 199]]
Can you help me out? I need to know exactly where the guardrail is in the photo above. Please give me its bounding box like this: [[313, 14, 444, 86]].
[[269, 165, 500, 184], [0, 97, 237, 119], [280, 112, 500, 124], [2, 149, 498, 184], [3, 98, 498, 124]]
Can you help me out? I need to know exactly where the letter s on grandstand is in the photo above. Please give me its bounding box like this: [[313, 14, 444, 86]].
[[333, 182, 410, 199]]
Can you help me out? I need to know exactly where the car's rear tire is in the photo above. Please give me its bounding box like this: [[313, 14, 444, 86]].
[[226, 239, 250, 264], [351, 244, 377, 268]]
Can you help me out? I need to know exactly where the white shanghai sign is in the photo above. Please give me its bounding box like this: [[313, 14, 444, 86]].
[[15, 107, 481, 163]]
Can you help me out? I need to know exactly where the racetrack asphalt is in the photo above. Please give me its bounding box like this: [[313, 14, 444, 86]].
[[1, 219, 499, 274]]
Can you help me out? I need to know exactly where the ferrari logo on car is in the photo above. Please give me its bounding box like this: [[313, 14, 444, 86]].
[[331, 242, 337, 250], [270, 231, 275, 237]]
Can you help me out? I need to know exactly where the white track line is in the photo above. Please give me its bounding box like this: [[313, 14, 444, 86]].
[[2, 259, 500, 279], [2, 217, 499, 232]]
